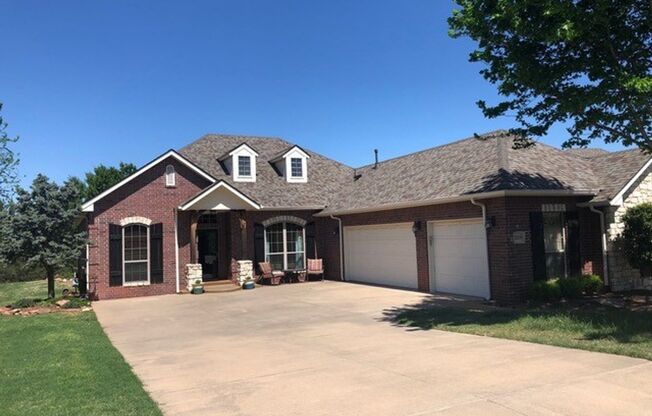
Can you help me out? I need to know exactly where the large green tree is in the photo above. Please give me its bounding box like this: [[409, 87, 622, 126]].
[[0, 102, 19, 201], [4, 175, 86, 298], [81, 162, 137, 201], [449, 0, 652, 150]]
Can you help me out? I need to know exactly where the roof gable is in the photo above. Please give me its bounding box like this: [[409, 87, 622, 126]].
[[81, 150, 216, 212]]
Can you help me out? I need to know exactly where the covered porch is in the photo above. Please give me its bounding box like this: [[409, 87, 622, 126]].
[[177, 180, 325, 289]]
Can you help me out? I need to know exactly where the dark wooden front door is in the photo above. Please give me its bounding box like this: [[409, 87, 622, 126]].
[[198, 229, 219, 280]]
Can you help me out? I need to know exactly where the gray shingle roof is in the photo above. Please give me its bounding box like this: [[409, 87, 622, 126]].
[[179, 131, 650, 213], [179, 134, 354, 209]]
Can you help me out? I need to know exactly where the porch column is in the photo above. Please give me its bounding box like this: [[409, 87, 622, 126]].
[[229, 210, 246, 260], [190, 211, 198, 263]]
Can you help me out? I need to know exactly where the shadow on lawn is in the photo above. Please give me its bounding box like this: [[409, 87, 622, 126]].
[[380, 295, 652, 345]]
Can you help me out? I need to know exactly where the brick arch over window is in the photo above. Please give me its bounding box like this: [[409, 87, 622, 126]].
[[261, 215, 307, 228], [120, 216, 152, 226]]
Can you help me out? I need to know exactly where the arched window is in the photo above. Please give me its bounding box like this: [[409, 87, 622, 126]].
[[123, 224, 149, 284], [265, 221, 305, 270], [165, 165, 176, 187]]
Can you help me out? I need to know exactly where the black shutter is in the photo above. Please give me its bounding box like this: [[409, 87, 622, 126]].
[[566, 211, 581, 277], [306, 222, 316, 259], [254, 223, 265, 265], [150, 223, 163, 283], [109, 224, 123, 286], [529, 212, 546, 281]]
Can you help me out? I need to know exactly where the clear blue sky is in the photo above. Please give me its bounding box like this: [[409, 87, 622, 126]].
[[1, 0, 626, 187]]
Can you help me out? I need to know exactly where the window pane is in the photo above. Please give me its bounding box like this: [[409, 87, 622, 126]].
[[265, 223, 284, 253], [267, 254, 284, 271], [291, 158, 302, 177], [286, 223, 304, 252], [286, 252, 304, 270], [125, 262, 148, 282], [543, 213, 565, 252], [238, 156, 251, 176], [123, 224, 148, 262]]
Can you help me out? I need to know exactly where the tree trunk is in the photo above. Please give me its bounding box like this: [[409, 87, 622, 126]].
[[46, 266, 55, 299]]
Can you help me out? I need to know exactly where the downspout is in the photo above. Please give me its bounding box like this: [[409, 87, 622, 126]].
[[330, 215, 345, 281], [470, 198, 491, 299], [589, 205, 609, 286], [174, 208, 180, 293]]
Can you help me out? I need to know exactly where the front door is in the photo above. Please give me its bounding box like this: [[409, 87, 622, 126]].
[[198, 229, 219, 280]]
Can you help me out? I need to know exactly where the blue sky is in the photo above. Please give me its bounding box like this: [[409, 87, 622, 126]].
[[1, 0, 626, 187]]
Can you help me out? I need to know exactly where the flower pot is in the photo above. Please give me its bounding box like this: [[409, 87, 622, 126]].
[[242, 281, 255, 290], [191, 286, 204, 294]]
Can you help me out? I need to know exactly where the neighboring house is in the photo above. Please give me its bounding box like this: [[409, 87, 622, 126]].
[[81, 131, 652, 303]]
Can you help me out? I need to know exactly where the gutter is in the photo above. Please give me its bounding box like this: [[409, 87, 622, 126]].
[[589, 205, 610, 286], [470, 198, 492, 300], [174, 208, 180, 293], [330, 215, 345, 281]]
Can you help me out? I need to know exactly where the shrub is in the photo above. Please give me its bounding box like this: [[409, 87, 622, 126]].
[[558, 277, 584, 299], [622, 202, 652, 276], [10, 298, 38, 309], [580, 274, 604, 295], [61, 297, 90, 309], [529, 279, 561, 301]]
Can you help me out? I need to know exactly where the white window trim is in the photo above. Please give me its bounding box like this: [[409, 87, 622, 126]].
[[231, 147, 257, 183], [263, 222, 306, 271], [122, 224, 150, 286], [165, 165, 176, 187], [285, 154, 308, 183]]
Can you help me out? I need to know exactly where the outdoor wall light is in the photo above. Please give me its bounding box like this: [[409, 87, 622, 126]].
[[412, 221, 422, 234], [485, 216, 496, 229]]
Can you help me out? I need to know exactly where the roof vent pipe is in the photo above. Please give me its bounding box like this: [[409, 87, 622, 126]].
[[373, 149, 379, 169]]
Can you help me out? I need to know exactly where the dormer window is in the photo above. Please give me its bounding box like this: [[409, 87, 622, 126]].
[[238, 156, 251, 177], [290, 158, 303, 178], [218, 144, 259, 183], [270, 145, 310, 183]]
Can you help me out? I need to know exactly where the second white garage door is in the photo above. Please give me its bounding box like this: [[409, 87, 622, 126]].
[[429, 219, 490, 299], [343, 223, 418, 289]]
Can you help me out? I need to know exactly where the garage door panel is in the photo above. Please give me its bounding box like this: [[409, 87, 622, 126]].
[[344, 224, 418, 289], [430, 220, 490, 299]]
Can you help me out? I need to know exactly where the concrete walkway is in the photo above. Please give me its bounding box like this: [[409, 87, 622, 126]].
[[94, 281, 652, 416]]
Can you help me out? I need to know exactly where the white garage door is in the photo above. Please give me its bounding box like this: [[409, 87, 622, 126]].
[[344, 223, 418, 289], [429, 219, 490, 299]]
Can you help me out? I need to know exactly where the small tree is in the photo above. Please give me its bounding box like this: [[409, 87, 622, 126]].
[[0, 102, 20, 202], [4, 175, 86, 298], [621, 202, 652, 277]]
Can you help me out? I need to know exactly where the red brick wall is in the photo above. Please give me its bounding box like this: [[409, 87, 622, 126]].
[[87, 157, 211, 299], [500, 196, 601, 302]]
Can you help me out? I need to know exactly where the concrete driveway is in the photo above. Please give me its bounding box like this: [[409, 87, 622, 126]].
[[94, 281, 652, 416]]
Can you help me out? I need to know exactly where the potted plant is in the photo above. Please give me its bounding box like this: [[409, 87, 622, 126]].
[[191, 279, 204, 294], [242, 277, 255, 290]]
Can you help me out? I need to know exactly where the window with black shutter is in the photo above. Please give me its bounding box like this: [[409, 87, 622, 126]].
[[150, 223, 163, 283], [109, 224, 123, 286], [254, 223, 265, 265], [306, 222, 316, 259]]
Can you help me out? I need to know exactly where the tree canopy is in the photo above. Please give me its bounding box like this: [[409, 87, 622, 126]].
[[0, 103, 19, 202], [2, 175, 86, 298], [80, 162, 137, 201], [449, 0, 652, 151]]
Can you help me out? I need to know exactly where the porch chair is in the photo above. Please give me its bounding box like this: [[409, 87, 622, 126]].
[[306, 259, 324, 281], [258, 262, 284, 285]]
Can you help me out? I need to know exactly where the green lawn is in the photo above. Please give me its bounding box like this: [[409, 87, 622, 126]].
[[0, 281, 161, 416], [0, 279, 72, 306], [392, 301, 652, 360]]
